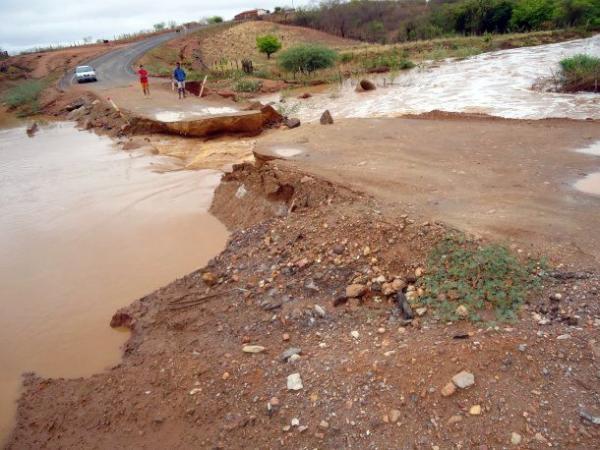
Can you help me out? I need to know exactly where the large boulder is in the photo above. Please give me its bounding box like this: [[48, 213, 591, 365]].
[[284, 118, 301, 129]]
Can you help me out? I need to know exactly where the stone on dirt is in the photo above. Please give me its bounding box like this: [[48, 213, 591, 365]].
[[346, 284, 367, 298], [452, 371, 475, 389], [469, 405, 482, 415], [441, 382, 457, 397], [281, 347, 302, 361], [242, 345, 266, 354], [202, 271, 217, 286], [284, 118, 301, 129], [511, 432, 522, 445], [314, 304, 326, 317], [320, 110, 334, 125], [389, 409, 401, 423], [456, 305, 469, 319], [287, 373, 303, 390]]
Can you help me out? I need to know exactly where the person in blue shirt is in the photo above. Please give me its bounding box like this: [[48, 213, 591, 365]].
[[173, 62, 187, 99]]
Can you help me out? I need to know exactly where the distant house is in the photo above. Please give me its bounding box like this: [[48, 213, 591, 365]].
[[234, 9, 269, 21]]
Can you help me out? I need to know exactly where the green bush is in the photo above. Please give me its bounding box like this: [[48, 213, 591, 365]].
[[511, 0, 555, 30], [2, 80, 44, 114], [278, 44, 338, 76], [418, 234, 544, 322], [256, 34, 282, 59], [234, 78, 262, 93], [559, 53, 600, 91], [207, 16, 223, 24]]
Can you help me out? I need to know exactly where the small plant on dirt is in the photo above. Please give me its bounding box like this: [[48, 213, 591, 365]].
[[418, 234, 545, 322], [2, 80, 45, 115], [256, 35, 282, 60], [558, 54, 600, 92], [278, 44, 338, 77], [234, 78, 262, 93]]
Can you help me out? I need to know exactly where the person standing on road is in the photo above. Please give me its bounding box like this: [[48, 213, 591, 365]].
[[173, 62, 186, 99], [138, 65, 150, 96]]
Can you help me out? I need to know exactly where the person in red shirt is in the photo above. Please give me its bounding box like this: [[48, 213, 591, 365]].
[[138, 65, 150, 96]]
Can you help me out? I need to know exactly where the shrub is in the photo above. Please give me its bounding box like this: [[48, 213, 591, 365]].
[[559, 53, 600, 91], [256, 34, 283, 59], [207, 16, 223, 24], [511, 0, 555, 30], [278, 44, 338, 76], [153, 22, 166, 31], [418, 234, 544, 322], [234, 79, 262, 93], [2, 80, 44, 114]]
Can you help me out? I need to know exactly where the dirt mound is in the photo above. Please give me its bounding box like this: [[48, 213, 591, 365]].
[[8, 162, 600, 449]]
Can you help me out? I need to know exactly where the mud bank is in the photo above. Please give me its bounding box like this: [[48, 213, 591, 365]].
[[8, 161, 600, 449]]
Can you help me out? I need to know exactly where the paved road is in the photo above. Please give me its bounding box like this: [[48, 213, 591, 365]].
[[59, 30, 196, 90]]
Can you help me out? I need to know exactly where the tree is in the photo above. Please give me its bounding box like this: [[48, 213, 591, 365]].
[[256, 34, 282, 59], [278, 44, 338, 76], [511, 0, 554, 30], [207, 16, 223, 24], [153, 22, 166, 31]]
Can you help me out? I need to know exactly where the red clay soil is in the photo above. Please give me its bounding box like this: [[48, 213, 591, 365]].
[[7, 162, 600, 449]]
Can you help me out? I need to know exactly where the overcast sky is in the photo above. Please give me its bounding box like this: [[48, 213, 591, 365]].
[[1, 0, 315, 53]]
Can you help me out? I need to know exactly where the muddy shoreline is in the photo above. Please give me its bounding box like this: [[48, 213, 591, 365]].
[[7, 160, 600, 449]]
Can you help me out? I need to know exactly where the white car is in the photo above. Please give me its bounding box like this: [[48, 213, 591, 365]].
[[75, 65, 97, 83]]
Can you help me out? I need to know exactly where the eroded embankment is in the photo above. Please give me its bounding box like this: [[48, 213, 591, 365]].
[[7, 162, 600, 449]]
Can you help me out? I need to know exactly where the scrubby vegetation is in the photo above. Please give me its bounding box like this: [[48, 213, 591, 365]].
[[283, 0, 600, 44], [558, 53, 600, 91], [418, 234, 545, 322], [234, 78, 262, 92], [278, 44, 338, 76], [1, 79, 46, 116]]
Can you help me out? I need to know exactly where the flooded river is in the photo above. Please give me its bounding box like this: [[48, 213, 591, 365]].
[[0, 122, 228, 442], [270, 35, 600, 121]]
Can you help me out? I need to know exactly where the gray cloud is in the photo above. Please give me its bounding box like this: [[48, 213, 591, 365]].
[[1, 0, 314, 53]]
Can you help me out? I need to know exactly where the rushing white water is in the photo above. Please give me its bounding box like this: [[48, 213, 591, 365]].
[[155, 107, 240, 122], [272, 35, 600, 121]]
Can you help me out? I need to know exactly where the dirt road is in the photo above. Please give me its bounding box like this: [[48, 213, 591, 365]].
[[256, 115, 600, 267]]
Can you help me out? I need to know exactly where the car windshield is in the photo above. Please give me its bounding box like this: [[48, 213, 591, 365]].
[[76, 66, 93, 73]]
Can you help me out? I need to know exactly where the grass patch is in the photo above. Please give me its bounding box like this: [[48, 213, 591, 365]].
[[234, 78, 262, 93], [418, 234, 545, 322], [362, 53, 415, 72], [2, 79, 45, 116], [559, 54, 600, 92]]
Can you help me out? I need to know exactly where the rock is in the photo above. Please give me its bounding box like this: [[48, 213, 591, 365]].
[[346, 284, 367, 298], [282, 333, 290, 341], [447, 415, 462, 425], [456, 305, 469, 319], [267, 397, 280, 415], [298, 92, 312, 99], [332, 244, 345, 255], [351, 330, 360, 339], [222, 372, 230, 380], [242, 345, 266, 354], [392, 278, 407, 291], [395, 292, 413, 319], [469, 405, 482, 415], [557, 334, 571, 340], [319, 420, 329, 429], [511, 432, 522, 445], [287, 373, 303, 390], [284, 118, 301, 129], [441, 382, 457, 397], [110, 310, 134, 329], [67, 106, 86, 121], [202, 271, 217, 286], [25, 122, 39, 136], [579, 409, 600, 424], [357, 79, 376, 91], [415, 267, 424, 277], [415, 307, 427, 317], [189, 388, 202, 395], [314, 304, 326, 317], [320, 110, 334, 125], [281, 347, 302, 361], [298, 425, 308, 432], [377, 327, 386, 334], [550, 292, 563, 302], [288, 354, 301, 362], [389, 409, 401, 423], [452, 371, 475, 389], [65, 98, 86, 112], [291, 418, 300, 427]]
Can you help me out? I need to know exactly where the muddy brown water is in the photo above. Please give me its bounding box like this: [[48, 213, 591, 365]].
[[0, 122, 228, 443]]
